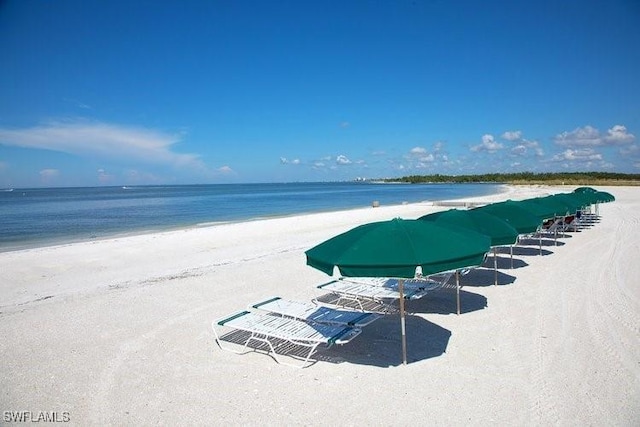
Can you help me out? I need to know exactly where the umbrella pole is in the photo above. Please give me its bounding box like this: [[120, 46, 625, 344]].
[[539, 232, 542, 256], [510, 245, 514, 269], [554, 216, 558, 246], [456, 271, 461, 315], [399, 279, 407, 365], [493, 247, 498, 286]]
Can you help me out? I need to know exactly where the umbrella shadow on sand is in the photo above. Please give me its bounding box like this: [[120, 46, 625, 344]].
[[459, 267, 517, 287], [499, 245, 553, 257], [482, 254, 528, 270], [518, 237, 565, 248], [316, 314, 451, 367], [407, 288, 487, 315]]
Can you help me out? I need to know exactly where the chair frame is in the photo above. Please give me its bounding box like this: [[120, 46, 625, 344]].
[[251, 296, 381, 327], [314, 275, 451, 313], [212, 310, 361, 368]]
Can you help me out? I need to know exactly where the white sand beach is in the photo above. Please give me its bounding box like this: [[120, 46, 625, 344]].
[[1, 184, 638, 425]]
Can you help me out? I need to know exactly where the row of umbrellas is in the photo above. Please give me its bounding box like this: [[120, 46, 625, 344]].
[[304, 186, 614, 365]]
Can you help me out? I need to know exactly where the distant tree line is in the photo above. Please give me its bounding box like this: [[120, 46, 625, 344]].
[[383, 172, 640, 185]]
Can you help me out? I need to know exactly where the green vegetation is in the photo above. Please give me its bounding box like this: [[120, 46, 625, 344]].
[[383, 172, 640, 186]]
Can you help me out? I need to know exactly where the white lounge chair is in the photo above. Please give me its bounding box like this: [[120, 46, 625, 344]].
[[538, 217, 564, 236], [562, 214, 579, 231], [212, 310, 361, 368], [251, 296, 381, 327], [315, 276, 446, 313], [348, 274, 454, 292]]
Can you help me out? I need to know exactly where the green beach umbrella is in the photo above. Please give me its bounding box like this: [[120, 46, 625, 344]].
[[522, 196, 575, 244], [419, 209, 519, 285], [573, 187, 600, 207], [572, 188, 614, 215], [306, 217, 491, 278], [418, 209, 518, 247], [474, 201, 542, 235], [305, 217, 491, 364], [536, 195, 574, 216], [595, 191, 615, 203], [574, 186, 598, 194], [548, 193, 588, 212], [516, 198, 567, 220], [474, 200, 546, 255]]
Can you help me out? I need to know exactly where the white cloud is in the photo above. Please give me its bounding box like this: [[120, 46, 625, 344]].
[[555, 124, 635, 147], [620, 143, 640, 156], [408, 146, 435, 163], [0, 120, 203, 168], [419, 153, 435, 163], [280, 157, 301, 165], [340, 121, 351, 128], [605, 125, 635, 144], [511, 145, 527, 156], [336, 155, 352, 165], [218, 165, 235, 174], [470, 134, 504, 153], [510, 139, 544, 157], [555, 125, 601, 146], [551, 148, 603, 162], [501, 130, 522, 141]]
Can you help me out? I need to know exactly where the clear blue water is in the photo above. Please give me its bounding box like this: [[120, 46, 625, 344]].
[[0, 182, 503, 251]]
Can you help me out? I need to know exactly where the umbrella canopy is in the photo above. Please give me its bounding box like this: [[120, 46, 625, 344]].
[[306, 217, 491, 278], [532, 196, 575, 217], [419, 209, 519, 286], [574, 186, 598, 194], [305, 217, 491, 365], [474, 200, 542, 235], [572, 188, 615, 204], [516, 198, 567, 220], [595, 191, 615, 203], [418, 209, 518, 247], [547, 193, 589, 211]]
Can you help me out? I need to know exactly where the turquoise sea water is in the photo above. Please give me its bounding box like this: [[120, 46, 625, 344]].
[[0, 182, 503, 251]]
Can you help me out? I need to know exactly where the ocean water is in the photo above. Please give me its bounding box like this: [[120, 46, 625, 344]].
[[0, 182, 503, 251]]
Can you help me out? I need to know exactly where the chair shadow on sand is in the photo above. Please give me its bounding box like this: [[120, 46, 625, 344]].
[[316, 314, 452, 367], [218, 313, 453, 368], [216, 288, 489, 368]]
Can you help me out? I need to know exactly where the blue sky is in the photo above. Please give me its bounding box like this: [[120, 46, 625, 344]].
[[1, 0, 639, 187]]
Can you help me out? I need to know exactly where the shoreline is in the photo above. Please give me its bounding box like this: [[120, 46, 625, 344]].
[[0, 183, 513, 254], [0, 183, 561, 312]]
